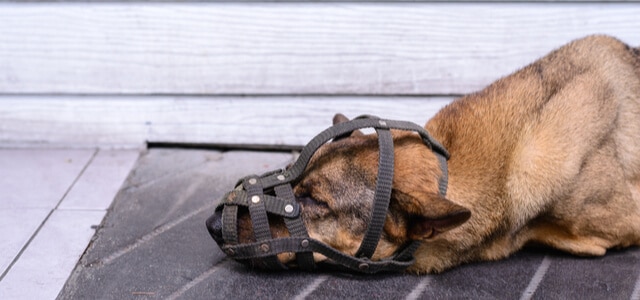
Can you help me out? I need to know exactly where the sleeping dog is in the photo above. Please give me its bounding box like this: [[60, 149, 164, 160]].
[[227, 35, 640, 273]]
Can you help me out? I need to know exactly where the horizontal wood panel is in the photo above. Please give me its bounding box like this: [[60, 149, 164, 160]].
[[6, 1, 640, 2], [0, 96, 453, 148], [0, 3, 638, 95]]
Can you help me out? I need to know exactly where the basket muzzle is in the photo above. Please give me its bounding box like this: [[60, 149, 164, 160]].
[[206, 115, 449, 274]]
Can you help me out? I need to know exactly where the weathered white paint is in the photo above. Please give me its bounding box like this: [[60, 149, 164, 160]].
[[0, 3, 638, 95], [0, 96, 454, 148], [1, 2, 638, 147]]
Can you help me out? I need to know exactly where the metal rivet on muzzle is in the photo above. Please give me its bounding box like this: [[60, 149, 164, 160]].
[[284, 204, 294, 214], [208, 116, 449, 274], [358, 263, 370, 271]]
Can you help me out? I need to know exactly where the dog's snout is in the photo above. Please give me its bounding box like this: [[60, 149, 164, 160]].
[[206, 209, 224, 245]]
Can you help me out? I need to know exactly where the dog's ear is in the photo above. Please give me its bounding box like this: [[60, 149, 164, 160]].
[[332, 113, 350, 125], [393, 190, 471, 240], [332, 113, 364, 137]]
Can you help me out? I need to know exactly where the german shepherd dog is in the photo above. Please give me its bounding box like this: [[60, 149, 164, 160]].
[[237, 35, 640, 273]]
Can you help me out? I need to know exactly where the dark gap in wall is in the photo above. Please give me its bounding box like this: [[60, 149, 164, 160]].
[[147, 141, 303, 153]]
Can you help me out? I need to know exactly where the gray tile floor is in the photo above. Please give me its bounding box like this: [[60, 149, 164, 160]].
[[2, 148, 640, 299], [0, 149, 139, 299]]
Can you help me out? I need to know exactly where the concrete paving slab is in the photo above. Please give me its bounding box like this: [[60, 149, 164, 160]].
[[0, 209, 106, 300], [178, 262, 329, 300], [59, 149, 140, 210], [533, 248, 640, 299], [0, 208, 50, 275], [306, 272, 422, 299], [59, 149, 295, 299], [0, 149, 94, 209], [631, 274, 640, 300], [124, 149, 224, 189], [420, 250, 547, 299], [57, 149, 640, 300]]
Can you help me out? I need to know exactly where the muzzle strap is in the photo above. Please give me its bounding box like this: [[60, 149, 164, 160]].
[[222, 205, 238, 244], [354, 126, 394, 259], [274, 184, 315, 271], [245, 177, 287, 270], [208, 115, 450, 274], [222, 237, 414, 274]]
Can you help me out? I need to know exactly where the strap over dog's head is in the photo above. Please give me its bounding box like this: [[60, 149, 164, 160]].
[[206, 115, 449, 273]]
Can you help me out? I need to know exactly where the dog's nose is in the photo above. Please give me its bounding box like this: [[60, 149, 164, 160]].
[[206, 209, 224, 245]]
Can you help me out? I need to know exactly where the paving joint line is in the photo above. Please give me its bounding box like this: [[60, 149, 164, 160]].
[[405, 276, 432, 300], [122, 152, 222, 192], [293, 275, 329, 300], [98, 203, 214, 265], [520, 255, 552, 300], [165, 260, 229, 300], [0, 148, 99, 282], [631, 267, 640, 300]]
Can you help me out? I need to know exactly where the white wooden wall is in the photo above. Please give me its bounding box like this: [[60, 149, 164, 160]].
[[0, 2, 639, 148]]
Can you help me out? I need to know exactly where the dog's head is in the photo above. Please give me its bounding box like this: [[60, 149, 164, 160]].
[[211, 114, 471, 269]]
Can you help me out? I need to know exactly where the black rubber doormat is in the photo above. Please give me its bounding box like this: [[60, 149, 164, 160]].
[[58, 149, 640, 299]]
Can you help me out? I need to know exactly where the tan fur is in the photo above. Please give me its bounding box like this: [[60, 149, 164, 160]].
[[239, 35, 640, 273]]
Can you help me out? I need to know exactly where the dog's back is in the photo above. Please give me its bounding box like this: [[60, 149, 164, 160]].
[[216, 35, 640, 274], [414, 35, 640, 273]]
